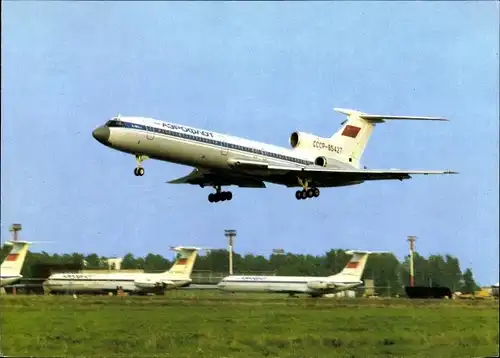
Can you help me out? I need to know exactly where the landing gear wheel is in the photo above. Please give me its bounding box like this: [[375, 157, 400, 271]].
[[295, 190, 302, 200], [306, 188, 314, 198], [313, 188, 320, 197], [134, 155, 146, 176], [134, 167, 144, 176], [300, 190, 308, 200], [208, 190, 233, 203]]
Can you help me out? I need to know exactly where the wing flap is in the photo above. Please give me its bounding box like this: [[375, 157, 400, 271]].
[[297, 167, 457, 182], [167, 168, 266, 188]]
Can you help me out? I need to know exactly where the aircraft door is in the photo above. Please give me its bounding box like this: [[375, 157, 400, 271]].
[[220, 135, 228, 156], [259, 148, 267, 162], [143, 120, 155, 140]]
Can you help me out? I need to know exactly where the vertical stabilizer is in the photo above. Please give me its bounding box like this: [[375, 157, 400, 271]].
[[164, 246, 200, 277], [328, 250, 372, 281], [330, 108, 448, 168], [1, 241, 31, 277]]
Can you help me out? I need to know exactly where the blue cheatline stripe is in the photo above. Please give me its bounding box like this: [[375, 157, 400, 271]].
[[106, 120, 314, 166], [221, 280, 358, 284], [221, 280, 308, 284], [49, 278, 134, 282]]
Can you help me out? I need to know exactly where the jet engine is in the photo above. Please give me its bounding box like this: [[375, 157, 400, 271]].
[[315, 156, 327, 167], [306, 281, 334, 290], [290, 131, 318, 150], [133, 278, 164, 289]]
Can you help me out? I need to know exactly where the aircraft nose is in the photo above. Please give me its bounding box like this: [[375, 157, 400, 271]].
[[92, 126, 110, 145]]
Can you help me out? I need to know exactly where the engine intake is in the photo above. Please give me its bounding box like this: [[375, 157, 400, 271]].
[[290, 132, 300, 148], [315, 156, 327, 167], [290, 131, 318, 149]]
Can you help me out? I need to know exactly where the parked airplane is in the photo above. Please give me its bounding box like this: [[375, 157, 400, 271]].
[[491, 282, 499, 298], [43, 246, 201, 295], [92, 107, 457, 203], [217, 250, 376, 297], [0, 240, 31, 287]]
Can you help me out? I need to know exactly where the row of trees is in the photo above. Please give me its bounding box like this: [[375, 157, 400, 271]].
[[0, 246, 480, 295]]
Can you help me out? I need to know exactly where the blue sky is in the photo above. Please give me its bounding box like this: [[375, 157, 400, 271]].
[[2, 2, 498, 285]]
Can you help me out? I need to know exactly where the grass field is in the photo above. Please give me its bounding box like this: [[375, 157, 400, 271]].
[[1, 291, 498, 358]]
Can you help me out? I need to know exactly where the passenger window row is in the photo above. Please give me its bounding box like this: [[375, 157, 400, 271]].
[[106, 120, 312, 165]]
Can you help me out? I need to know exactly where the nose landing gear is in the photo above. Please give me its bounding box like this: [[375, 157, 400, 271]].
[[133, 155, 147, 176]]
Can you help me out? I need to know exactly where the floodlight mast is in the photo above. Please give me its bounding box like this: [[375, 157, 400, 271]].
[[9, 224, 22, 242], [225, 229, 237, 275], [407, 236, 417, 287]]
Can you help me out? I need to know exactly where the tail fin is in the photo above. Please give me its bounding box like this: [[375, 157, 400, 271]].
[[329, 108, 448, 168], [1, 240, 31, 276], [328, 250, 374, 281], [164, 246, 201, 277]]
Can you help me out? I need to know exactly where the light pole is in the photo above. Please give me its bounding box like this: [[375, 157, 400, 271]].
[[407, 236, 416, 287], [225, 229, 237, 275], [9, 224, 22, 242]]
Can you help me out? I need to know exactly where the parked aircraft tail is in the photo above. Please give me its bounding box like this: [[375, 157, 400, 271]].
[[329, 108, 448, 168], [164, 246, 201, 277], [328, 250, 376, 281], [1, 240, 31, 277]]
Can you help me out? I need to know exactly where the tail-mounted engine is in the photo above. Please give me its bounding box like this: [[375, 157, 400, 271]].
[[290, 131, 343, 158], [314, 156, 327, 167], [134, 278, 164, 289], [290, 131, 319, 150], [306, 281, 334, 290]]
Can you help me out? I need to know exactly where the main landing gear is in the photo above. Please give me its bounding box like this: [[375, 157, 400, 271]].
[[295, 178, 320, 200], [133, 155, 147, 176], [295, 187, 320, 200], [208, 186, 233, 203]]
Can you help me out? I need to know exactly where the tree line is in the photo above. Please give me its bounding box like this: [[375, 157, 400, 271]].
[[0, 245, 480, 295]]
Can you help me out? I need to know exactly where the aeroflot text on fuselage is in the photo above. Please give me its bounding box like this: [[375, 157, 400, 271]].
[[162, 123, 214, 138], [240, 276, 267, 281]]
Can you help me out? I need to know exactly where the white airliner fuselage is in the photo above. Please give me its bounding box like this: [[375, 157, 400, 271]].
[[218, 275, 363, 297], [92, 108, 456, 202], [44, 246, 200, 295], [217, 250, 375, 297], [44, 272, 191, 295]]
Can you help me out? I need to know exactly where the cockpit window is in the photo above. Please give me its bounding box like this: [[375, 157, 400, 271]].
[[105, 119, 123, 127]]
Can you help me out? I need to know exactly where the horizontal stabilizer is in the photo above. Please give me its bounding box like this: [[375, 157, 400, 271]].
[[345, 250, 390, 255], [169, 246, 207, 252], [333, 108, 448, 123]]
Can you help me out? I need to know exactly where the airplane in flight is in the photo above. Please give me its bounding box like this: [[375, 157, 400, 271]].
[[92, 107, 457, 203], [43, 246, 201, 295], [217, 250, 377, 298], [0, 240, 31, 287]]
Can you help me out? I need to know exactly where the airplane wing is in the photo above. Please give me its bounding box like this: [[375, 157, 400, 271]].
[[294, 167, 457, 182], [272, 166, 458, 187], [167, 165, 456, 189], [167, 168, 266, 188]]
